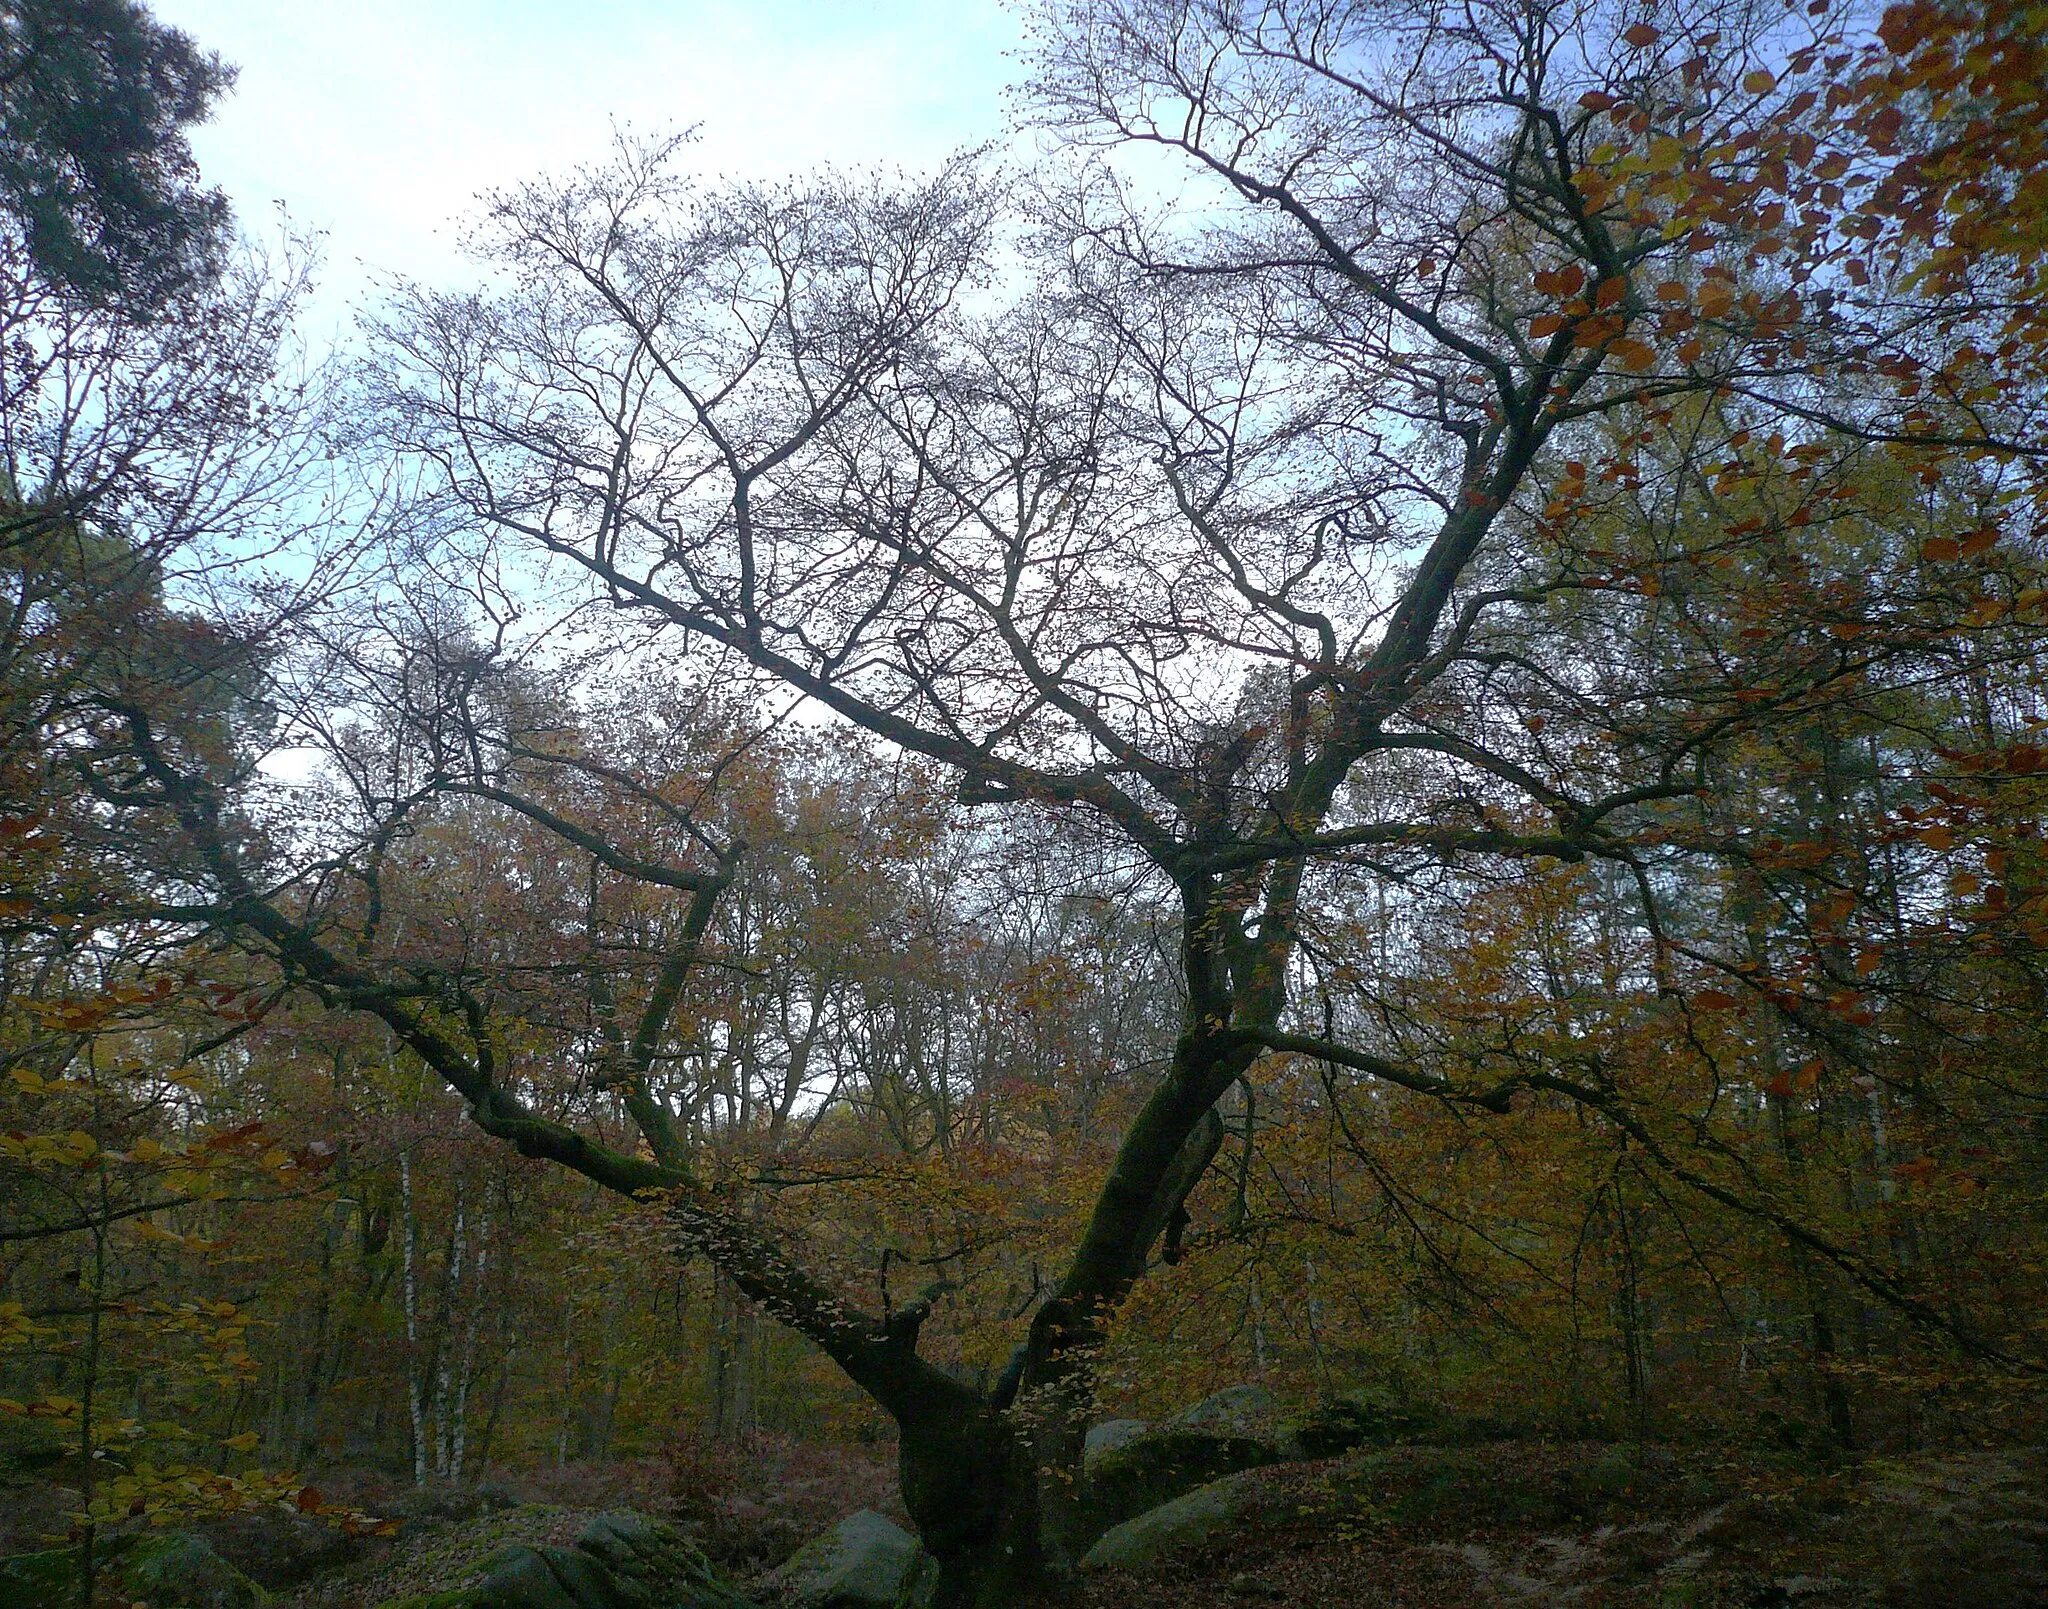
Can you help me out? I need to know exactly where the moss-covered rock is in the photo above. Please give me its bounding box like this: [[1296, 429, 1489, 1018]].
[[1079, 1469, 1265, 1573], [198, 1507, 363, 1590], [573, 1511, 744, 1607], [768, 1509, 923, 1609], [1081, 1428, 1283, 1542], [0, 1531, 272, 1604], [1165, 1386, 1291, 1447], [465, 1545, 606, 1609], [889, 1547, 937, 1609], [0, 1544, 79, 1608], [369, 1594, 475, 1609], [372, 1511, 749, 1609], [1078, 1387, 1298, 1545], [119, 1532, 269, 1609], [1286, 1387, 1444, 1458], [0, 1534, 270, 1609]]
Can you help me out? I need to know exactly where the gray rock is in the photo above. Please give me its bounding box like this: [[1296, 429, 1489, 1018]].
[[1078, 1387, 1296, 1544], [1082, 1419, 1151, 1471], [1166, 1385, 1278, 1436], [1168, 1385, 1301, 1458], [771, 1509, 924, 1609], [1080, 1469, 1263, 1572]]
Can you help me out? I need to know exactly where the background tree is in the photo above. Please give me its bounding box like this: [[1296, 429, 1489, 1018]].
[[0, 23, 356, 1578], [0, 0, 232, 309]]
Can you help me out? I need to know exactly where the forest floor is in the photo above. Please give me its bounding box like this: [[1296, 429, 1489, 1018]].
[[1072, 1439, 2048, 1609], [257, 1435, 2048, 1609]]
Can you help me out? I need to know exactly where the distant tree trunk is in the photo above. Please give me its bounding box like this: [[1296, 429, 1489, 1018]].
[[75, 1193, 110, 1609], [555, 1320, 576, 1467], [474, 1335, 515, 1480], [434, 1184, 467, 1479], [448, 1204, 489, 1483], [291, 1194, 346, 1465], [596, 1360, 625, 1460], [710, 1274, 756, 1439], [400, 1152, 428, 1488], [1765, 1088, 1857, 1453], [1612, 1167, 1650, 1440]]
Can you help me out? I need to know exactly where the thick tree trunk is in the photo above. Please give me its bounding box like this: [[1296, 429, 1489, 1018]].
[[896, 1392, 1053, 1609]]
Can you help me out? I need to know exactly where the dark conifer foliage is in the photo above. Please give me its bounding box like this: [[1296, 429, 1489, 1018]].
[[0, 0, 232, 307]]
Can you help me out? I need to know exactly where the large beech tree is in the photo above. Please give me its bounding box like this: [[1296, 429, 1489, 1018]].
[[89, 2, 2048, 1603]]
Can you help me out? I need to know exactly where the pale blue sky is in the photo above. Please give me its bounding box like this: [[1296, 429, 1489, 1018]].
[[152, 1, 1026, 328]]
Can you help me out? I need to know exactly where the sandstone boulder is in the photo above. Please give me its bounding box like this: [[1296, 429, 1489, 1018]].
[[767, 1509, 924, 1609], [1079, 1469, 1263, 1573], [1079, 1386, 1294, 1544], [1081, 1419, 1150, 1472]]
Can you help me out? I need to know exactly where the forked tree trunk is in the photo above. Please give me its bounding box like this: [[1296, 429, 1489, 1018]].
[[872, 1013, 1262, 1607], [180, 763, 1270, 1602], [897, 1402, 1050, 1609]]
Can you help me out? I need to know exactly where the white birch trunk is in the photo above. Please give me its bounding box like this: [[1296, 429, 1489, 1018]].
[[449, 1202, 489, 1484], [400, 1152, 426, 1489], [434, 1186, 466, 1479]]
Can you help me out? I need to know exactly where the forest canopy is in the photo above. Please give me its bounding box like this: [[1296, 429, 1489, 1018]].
[[3, 2, 2048, 1607]]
